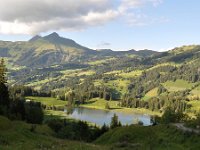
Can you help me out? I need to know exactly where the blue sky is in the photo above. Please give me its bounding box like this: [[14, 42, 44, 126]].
[[0, 0, 199, 51]]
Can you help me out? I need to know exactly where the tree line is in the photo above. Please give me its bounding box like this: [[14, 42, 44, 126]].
[[0, 58, 44, 124]]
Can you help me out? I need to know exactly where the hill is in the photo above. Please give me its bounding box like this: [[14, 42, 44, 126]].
[[1, 34, 200, 116], [0, 116, 107, 150], [95, 124, 200, 150]]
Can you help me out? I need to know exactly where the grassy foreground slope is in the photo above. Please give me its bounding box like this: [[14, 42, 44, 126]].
[[0, 116, 107, 150], [95, 125, 200, 150]]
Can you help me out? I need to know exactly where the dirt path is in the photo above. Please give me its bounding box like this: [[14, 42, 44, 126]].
[[172, 123, 200, 134]]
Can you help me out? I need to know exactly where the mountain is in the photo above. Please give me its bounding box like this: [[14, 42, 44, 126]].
[[29, 35, 42, 42], [96, 49, 159, 57], [0, 32, 98, 67], [1, 32, 199, 81], [0, 32, 159, 68]]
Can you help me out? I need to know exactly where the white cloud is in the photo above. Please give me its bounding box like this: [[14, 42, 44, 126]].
[[0, 0, 164, 35], [97, 41, 111, 47], [125, 13, 169, 26], [119, 0, 163, 12]]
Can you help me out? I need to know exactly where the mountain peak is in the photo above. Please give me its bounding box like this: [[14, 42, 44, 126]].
[[47, 32, 60, 38], [43, 32, 64, 44], [29, 35, 42, 42]]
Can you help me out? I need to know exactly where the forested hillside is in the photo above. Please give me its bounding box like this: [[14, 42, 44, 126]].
[[1, 33, 200, 150], [1, 33, 200, 115]]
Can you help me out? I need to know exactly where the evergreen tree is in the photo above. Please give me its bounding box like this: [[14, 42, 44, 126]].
[[0, 58, 6, 84], [110, 113, 121, 129], [0, 58, 9, 115]]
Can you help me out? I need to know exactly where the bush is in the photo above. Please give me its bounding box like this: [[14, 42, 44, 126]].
[[47, 119, 63, 132], [25, 102, 44, 124], [105, 102, 110, 109], [47, 118, 105, 142], [160, 107, 185, 124]]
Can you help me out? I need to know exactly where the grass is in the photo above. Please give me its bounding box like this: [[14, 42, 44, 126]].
[[26, 78, 52, 87], [88, 57, 116, 65], [190, 85, 200, 97], [81, 98, 161, 116], [115, 107, 161, 116], [104, 70, 121, 75], [81, 98, 121, 110], [45, 110, 68, 119], [26, 96, 67, 107], [170, 45, 199, 54], [26, 96, 161, 117], [94, 79, 130, 98], [146, 63, 179, 71], [118, 70, 142, 78], [0, 116, 108, 150], [0, 116, 12, 130], [162, 79, 195, 92], [106, 79, 130, 95], [60, 69, 95, 77], [104, 69, 142, 77], [95, 124, 200, 150], [187, 101, 200, 113], [143, 87, 158, 101]]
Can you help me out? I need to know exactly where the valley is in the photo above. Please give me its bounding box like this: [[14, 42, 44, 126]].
[[1, 33, 200, 149], [4, 35, 200, 118]]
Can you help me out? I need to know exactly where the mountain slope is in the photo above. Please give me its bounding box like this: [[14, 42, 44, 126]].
[[0, 32, 159, 68], [0, 33, 97, 67]]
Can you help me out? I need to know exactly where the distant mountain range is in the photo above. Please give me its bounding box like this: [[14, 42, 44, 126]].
[[0, 32, 159, 67]]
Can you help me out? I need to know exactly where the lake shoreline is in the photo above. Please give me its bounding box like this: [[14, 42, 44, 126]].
[[80, 105, 162, 116]]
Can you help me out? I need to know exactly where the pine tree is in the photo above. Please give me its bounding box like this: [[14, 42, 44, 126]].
[[110, 113, 121, 129], [0, 58, 9, 115], [0, 58, 7, 84]]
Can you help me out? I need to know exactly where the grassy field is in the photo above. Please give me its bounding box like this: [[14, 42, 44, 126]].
[[143, 87, 158, 101], [26, 96, 67, 107], [88, 57, 116, 65], [60, 69, 95, 77], [95, 124, 200, 150], [146, 63, 179, 71], [0, 116, 108, 150], [94, 79, 130, 98], [190, 85, 200, 97], [187, 101, 200, 113], [81, 98, 161, 116], [26, 78, 53, 87], [104, 70, 121, 75], [104, 70, 142, 78], [162, 79, 195, 92], [81, 98, 121, 110], [118, 70, 142, 78]]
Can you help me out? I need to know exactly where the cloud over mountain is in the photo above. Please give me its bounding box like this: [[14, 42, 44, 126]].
[[0, 0, 163, 35]]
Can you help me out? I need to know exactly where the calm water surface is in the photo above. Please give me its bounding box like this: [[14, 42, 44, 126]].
[[64, 107, 151, 126]]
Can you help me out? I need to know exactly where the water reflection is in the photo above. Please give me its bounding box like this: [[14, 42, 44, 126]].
[[64, 107, 151, 126]]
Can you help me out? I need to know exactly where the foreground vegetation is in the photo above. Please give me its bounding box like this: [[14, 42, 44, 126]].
[[95, 124, 200, 150], [0, 116, 107, 150], [1, 114, 200, 150]]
